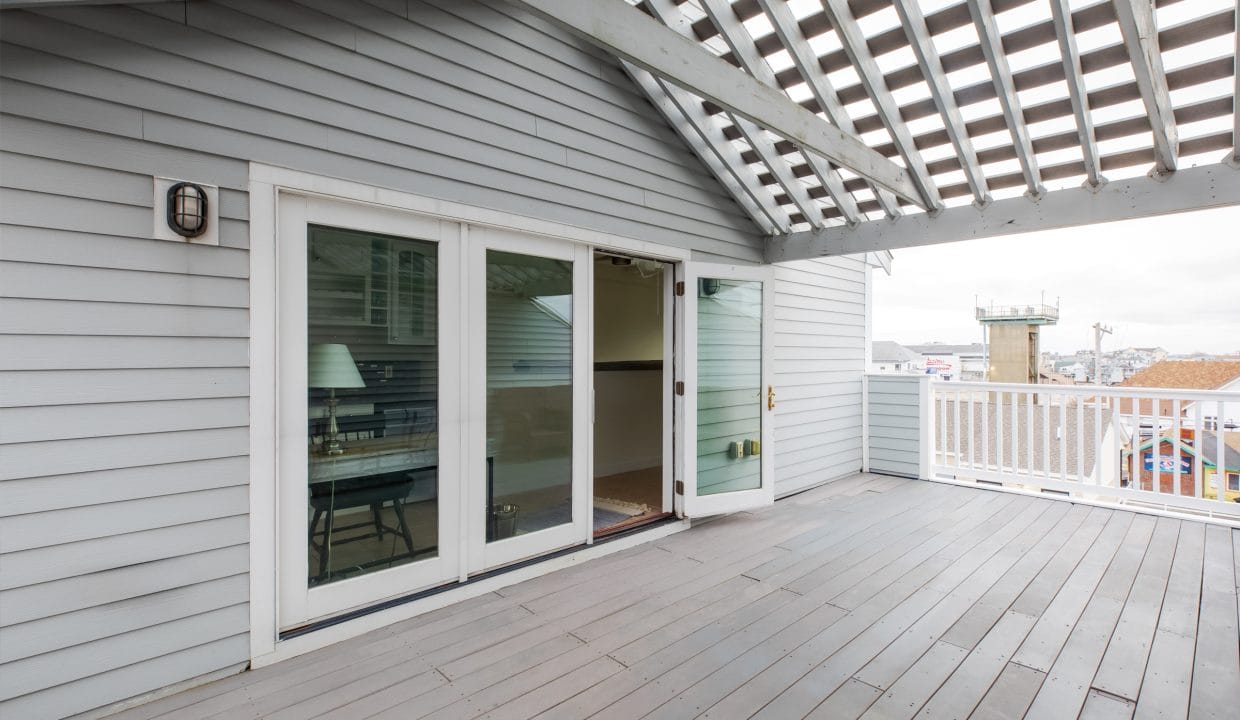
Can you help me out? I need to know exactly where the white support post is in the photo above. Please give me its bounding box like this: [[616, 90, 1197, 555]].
[[919, 376, 935, 480]]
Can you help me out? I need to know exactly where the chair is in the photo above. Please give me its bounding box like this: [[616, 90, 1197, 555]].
[[308, 470, 434, 583]]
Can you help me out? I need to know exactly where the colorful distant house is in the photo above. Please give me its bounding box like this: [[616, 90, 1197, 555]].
[[1123, 429, 1240, 502]]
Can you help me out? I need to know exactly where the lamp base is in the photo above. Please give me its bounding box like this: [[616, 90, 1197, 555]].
[[325, 438, 345, 456]]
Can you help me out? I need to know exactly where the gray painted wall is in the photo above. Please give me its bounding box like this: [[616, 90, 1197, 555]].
[[0, 0, 864, 716], [772, 257, 869, 495], [867, 374, 926, 478]]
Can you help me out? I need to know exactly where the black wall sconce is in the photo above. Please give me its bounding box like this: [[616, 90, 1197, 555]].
[[153, 177, 218, 245], [166, 182, 209, 238]]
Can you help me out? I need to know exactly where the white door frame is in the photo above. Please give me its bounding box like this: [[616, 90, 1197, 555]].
[[249, 164, 694, 662], [679, 262, 776, 517], [466, 226, 592, 572], [275, 193, 463, 627]]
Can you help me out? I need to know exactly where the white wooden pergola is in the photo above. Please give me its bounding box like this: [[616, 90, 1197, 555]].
[[514, 0, 1240, 262]]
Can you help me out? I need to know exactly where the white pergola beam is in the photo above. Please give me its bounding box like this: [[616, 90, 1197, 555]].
[[623, 63, 786, 234], [968, 0, 1045, 198], [765, 163, 1240, 261], [820, 0, 942, 212], [756, 0, 901, 219], [506, 0, 924, 208], [1114, 0, 1179, 173], [1049, 0, 1104, 187], [695, 0, 858, 226], [893, 0, 990, 206]]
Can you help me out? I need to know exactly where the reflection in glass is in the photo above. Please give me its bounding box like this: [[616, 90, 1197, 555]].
[[486, 250, 574, 541], [306, 225, 438, 586], [697, 278, 762, 496]]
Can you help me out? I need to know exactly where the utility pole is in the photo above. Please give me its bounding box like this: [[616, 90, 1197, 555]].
[[1093, 322, 1112, 385]]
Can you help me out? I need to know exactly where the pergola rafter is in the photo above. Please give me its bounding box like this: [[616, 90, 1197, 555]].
[[622, 62, 789, 234], [660, 0, 826, 228], [1113, 0, 1179, 174], [820, 0, 943, 213], [508, 0, 1239, 258], [892, 0, 990, 207], [696, 0, 862, 226], [966, 0, 1045, 198], [755, 0, 902, 219], [1049, 0, 1104, 189]]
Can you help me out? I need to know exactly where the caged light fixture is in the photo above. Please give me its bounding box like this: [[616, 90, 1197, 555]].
[[166, 181, 209, 238]]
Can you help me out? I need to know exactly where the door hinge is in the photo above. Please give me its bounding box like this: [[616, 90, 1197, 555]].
[[675, 381, 685, 396], [674, 281, 685, 296], [675, 480, 685, 495]]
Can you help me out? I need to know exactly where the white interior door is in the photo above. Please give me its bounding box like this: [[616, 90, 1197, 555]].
[[466, 226, 591, 572], [277, 193, 462, 628], [679, 262, 776, 517]]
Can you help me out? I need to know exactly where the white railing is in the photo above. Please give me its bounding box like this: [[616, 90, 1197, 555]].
[[924, 380, 1240, 522]]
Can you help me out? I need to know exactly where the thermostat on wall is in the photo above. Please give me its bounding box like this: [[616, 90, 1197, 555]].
[[152, 176, 220, 245]]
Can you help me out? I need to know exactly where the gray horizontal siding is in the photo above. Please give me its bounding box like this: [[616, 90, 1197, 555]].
[[772, 257, 868, 496], [867, 374, 925, 478], [0, 0, 764, 717]]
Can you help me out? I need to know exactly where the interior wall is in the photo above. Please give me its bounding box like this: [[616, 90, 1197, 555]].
[[593, 259, 664, 479]]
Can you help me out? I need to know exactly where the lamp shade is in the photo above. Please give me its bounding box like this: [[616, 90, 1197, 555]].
[[308, 343, 366, 389]]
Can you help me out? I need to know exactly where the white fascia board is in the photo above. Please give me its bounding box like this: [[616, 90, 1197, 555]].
[[505, 0, 924, 208], [765, 163, 1240, 261]]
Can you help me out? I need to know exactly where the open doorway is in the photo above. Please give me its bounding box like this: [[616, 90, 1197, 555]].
[[593, 251, 673, 536]]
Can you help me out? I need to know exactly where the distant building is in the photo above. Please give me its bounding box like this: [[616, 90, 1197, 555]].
[[1115, 360, 1240, 425], [1122, 429, 1240, 502], [870, 341, 919, 374], [905, 343, 987, 382]]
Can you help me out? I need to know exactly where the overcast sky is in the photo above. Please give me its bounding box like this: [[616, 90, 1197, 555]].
[[872, 205, 1240, 356]]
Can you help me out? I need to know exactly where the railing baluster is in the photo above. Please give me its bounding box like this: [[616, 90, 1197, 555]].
[[967, 389, 975, 471], [939, 384, 947, 470], [1131, 397, 1142, 492], [1026, 391, 1034, 478], [1012, 391, 1020, 474], [1152, 396, 1162, 496], [1110, 396, 1121, 492], [1094, 394, 1103, 487], [954, 389, 961, 470], [1043, 394, 1051, 479], [1217, 399, 1227, 505], [1077, 395, 1085, 482], [1059, 394, 1067, 481], [982, 390, 990, 473], [1194, 400, 1204, 498], [995, 390, 1004, 474], [1172, 398, 1182, 497]]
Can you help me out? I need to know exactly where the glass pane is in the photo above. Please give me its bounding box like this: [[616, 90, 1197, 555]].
[[486, 249, 574, 541], [306, 225, 438, 586], [697, 278, 762, 496]]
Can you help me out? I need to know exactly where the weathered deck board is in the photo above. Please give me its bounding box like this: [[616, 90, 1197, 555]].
[[109, 475, 1238, 720]]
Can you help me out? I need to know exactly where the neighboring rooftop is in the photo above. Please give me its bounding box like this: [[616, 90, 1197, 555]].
[[905, 343, 986, 356], [871, 341, 918, 365], [1119, 361, 1240, 391]]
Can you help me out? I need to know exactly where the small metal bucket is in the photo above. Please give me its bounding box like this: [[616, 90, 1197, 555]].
[[488, 503, 519, 540]]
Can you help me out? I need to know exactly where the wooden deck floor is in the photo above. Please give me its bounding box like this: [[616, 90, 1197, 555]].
[[112, 474, 1240, 720]]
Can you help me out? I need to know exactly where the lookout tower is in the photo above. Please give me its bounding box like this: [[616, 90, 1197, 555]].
[[976, 302, 1059, 384]]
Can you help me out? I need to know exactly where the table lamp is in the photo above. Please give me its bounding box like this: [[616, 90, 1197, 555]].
[[309, 343, 366, 455]]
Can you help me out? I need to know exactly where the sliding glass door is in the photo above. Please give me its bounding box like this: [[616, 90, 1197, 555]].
[[277, 195, 461, 627], [466, 227, 591, 571]]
